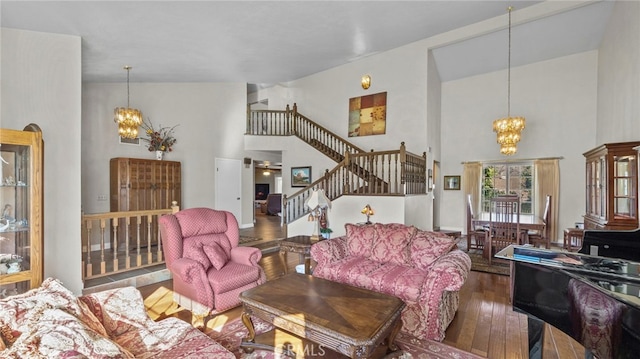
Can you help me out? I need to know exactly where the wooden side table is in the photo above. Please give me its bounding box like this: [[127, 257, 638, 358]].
[[279, 235, 317, 274]]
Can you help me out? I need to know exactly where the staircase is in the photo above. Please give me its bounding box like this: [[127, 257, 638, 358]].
[[247, 103, 428, 224]]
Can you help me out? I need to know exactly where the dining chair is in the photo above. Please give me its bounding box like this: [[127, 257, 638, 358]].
[[487, 196, 521, 265], [466, 194, 486, 251], [528, 195, 551, 248]]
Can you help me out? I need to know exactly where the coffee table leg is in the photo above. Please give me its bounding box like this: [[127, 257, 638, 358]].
[[387, 320, 403, 352], [240, 311, 256, 353], [279, 249, 288, 274], [304, 257, 311, 274]]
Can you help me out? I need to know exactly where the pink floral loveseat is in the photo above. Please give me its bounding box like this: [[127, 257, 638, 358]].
[[0, 278, 234, 358], [311, 223, 471, 342]]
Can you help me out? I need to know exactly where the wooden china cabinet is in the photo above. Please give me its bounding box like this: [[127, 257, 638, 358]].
[[0, 124, 43, 295], [583, 141, 640, 230], [109, 157, 181, 249]]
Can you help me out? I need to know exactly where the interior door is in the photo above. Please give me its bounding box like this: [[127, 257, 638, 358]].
[[215, 158, 242, 221]]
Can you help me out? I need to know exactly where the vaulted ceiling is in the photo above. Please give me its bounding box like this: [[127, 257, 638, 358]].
[[1, 1, 614, 88]]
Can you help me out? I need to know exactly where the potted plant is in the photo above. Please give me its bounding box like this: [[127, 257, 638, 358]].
[[319, 227, 333, 240]]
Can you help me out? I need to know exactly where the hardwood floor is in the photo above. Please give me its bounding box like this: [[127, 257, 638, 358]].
[[139, 215, 586, 358]]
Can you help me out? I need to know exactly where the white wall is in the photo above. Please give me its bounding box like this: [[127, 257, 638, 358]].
[[287, 195, 407, 238], [1, 28, 83, 293], [259, 41, 431, 157], [440, 51, 599, 239], [596, 0, 640, 143], [81, 82, 251, 223]]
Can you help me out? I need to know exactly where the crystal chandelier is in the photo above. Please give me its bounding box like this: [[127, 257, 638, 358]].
[[114, 66, 143, 139], [492, 6, 525, 156]]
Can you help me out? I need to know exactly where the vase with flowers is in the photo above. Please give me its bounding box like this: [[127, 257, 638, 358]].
[[140, 118, 178, 160]]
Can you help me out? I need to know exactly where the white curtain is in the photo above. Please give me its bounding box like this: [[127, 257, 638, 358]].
[[463, 162, 483, 233], [534, 159, 560, 241]]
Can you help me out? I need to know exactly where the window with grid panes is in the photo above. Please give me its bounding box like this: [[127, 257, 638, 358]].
[[481, 163, 534, 215]]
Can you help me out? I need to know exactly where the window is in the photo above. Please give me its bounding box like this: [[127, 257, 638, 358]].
[[481, 163, 534, 215]]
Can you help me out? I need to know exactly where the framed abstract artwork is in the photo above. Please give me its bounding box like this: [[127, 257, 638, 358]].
[[291, 166, 312, 187], [348, 91, 387, 137]]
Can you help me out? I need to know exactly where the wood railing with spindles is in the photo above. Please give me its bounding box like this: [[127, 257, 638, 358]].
[[282, 142, 426, 225], [81, 201, 179, 282], [248, 103, 427, 225], [247, 103, 366, 161]]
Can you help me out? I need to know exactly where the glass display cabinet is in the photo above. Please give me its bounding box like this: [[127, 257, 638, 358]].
[[0, 124, 43, 297], [584, 141, 640, 230]]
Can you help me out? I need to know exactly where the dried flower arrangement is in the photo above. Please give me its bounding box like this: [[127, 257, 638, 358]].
[[140, 118, 178, 152]]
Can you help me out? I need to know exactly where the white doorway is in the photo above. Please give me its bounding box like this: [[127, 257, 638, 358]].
[[215, 158, 242, 221]]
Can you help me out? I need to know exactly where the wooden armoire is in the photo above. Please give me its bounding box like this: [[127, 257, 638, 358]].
[[110, 157, 181, 248]]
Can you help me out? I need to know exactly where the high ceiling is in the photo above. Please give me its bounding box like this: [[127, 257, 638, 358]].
[[1, 1, 614, 88]]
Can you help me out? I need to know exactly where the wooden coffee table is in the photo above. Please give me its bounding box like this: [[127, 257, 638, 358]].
[[240, 274, 405, 358]]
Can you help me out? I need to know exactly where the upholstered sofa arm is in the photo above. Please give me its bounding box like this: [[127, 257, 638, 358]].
[[171, 257, 214, 307], [310, 236, 349, 266], [80, 286, 151, 337], [425, 249, 472, 292], [230, 246, 262, 266]]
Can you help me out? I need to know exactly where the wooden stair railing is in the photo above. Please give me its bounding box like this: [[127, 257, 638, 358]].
[[283, 143, 426, 224], [247, 104, 427, 224], [247, 103, 366, 159]]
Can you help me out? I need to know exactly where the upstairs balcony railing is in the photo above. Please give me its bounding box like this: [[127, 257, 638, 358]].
[[81, 202, 179, 284], [247, 103, 365, 162]]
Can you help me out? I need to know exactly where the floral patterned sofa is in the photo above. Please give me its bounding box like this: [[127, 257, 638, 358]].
[[311, 223, 471, 342], [0, 278, 234, 358]]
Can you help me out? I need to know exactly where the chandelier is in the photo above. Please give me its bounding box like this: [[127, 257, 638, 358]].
[[492, 6, 525, 156], [114, 66, 143, 139]]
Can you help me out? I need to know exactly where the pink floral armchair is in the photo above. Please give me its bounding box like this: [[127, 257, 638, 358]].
[[159, 208, 266, 324]]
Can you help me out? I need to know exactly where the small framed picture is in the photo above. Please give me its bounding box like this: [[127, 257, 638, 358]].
[[443, 175, 461, 190], [291, 166, 312, 187]]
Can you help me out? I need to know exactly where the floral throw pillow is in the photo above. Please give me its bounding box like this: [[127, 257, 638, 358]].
[[369, 223, 417, 265], [410, 231, 457, 270], [345, 223, 376, 258]]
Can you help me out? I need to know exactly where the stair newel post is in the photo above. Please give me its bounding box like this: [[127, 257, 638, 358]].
[[292, 103, 298, 137], [282, 194, 289, 237], [423, 151, 428, 194], [285, 104, 291, 135], [400, 142, 407, 191]]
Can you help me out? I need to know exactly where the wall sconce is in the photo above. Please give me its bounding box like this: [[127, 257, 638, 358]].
[[361, 75, 371, 90], [361, 204, 374, 224]]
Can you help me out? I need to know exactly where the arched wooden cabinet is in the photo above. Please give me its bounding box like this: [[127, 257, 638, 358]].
[[583, 141, 640, 230]]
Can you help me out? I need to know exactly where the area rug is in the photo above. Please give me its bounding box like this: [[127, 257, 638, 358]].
[[208, 316, 483, 359], [457, 238, 509, 276]]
